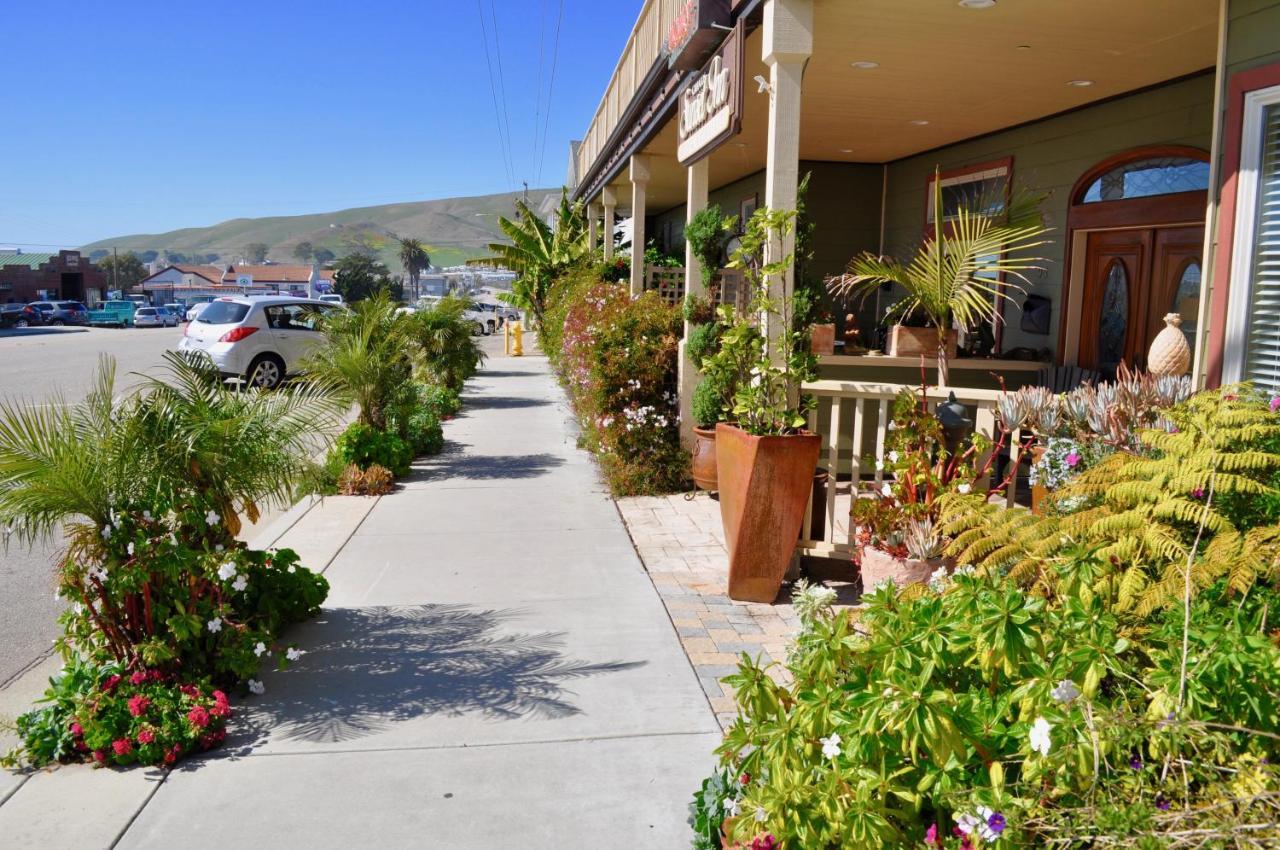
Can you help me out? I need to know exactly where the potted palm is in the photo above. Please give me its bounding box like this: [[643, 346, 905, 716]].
[[827, 170, 1051, 386], [715, 207, 820, 603]]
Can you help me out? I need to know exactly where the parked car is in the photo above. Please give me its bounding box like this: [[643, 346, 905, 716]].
[[88, 300, 139, 327], [29, 300, 89, 326], [318, 293, 345, 305], [186, 302, 210, 322], [133, 307, 166, 328], [155, 306, 182, 327], [473, 302, 506, 332], [177, 295, 343, 389], [0, 304, 43, 328]]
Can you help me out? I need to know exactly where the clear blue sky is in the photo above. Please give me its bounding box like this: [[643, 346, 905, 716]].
[[0, 0, 643, 248]]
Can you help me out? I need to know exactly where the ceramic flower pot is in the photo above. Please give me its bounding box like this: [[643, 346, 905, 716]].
[[716, 423, 821, 603], [691, 426, 719, 491], [888, 325, 958, 360], [810, 323, 836, 356], [859, 545, 947, 590], [1148, 312, 1191, 376]]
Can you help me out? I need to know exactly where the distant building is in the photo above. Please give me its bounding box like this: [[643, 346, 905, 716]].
[[138, 263, 336, 305], [0, 250, 106, 304]]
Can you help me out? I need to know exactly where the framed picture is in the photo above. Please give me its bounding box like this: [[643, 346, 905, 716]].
[[738, 193, 758, 232]]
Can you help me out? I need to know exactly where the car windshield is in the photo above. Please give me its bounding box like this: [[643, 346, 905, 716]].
[[197, 301, 251, 324], [137, 308, 156, 315]]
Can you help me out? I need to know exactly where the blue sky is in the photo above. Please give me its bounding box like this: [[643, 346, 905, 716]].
[[0, 0, 642, 247]]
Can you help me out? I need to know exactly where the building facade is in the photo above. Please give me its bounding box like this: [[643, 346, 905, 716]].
[[569, 0, 1280, 429], [0, 250, 107, 304]]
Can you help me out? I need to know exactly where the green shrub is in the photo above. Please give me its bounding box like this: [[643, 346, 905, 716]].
[[333, 422, 413, 478], [419, 383, 462, 418], [686, 321, 720, 367], [404, 297, 485, 393], [402, 407, 444, 456], [692, 375, 725, 429]]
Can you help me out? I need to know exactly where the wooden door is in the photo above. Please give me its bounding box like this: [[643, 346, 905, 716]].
[[1079, 226, 1203, 373]]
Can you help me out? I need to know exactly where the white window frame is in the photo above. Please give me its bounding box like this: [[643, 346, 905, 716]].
[[925, 164, 1011, 225], [1224, 82, 1280, 383]]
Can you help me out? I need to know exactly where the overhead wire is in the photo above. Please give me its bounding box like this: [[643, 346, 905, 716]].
[[476, 0, 516, 191], [535, 0, 566, 188], [532, 0, 547, 182], [487, 0, 519, 194]]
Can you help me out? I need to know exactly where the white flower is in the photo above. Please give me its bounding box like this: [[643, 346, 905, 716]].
[[880, 482, 893, 498], [957, 807, 998, 842], [957, 483, 972, 495], [169, 533, 178, 547], [100, 524, 113, 540], [253, 641, 268, 657], [754, 806, 767, 823], [1029, 716, 1053, 756], [88, 565, 108, 584], [928, 565, 951, 592], [820, 733, 842, 760], [214, 544, 225, 553], [875, 459, 885, 471], [723, 797, 740, 817], [127, 542, 135, 556], [1051, 679, 1081, 704], [217, 562, 237, 581], [142, 510, 152, 521], [206, 617, 223, 634], [286, 647, 306, 661], [204, 510, 220, 526], [232, 575, 248, 593], [248, 678, 265, 695], [888, 450, 899, 463], [287, 565, 296, 573]]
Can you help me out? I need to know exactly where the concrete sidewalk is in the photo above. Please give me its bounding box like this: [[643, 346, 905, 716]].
[[0, 355, 719, 849]]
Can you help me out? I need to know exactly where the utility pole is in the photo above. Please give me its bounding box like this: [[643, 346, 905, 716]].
[[112, 246, 118, 299], [523, 181, 529, 205]]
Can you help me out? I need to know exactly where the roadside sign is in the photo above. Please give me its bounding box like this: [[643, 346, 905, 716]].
[[236, 274, 253, 288]]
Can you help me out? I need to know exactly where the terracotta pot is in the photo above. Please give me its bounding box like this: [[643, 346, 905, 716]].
[[691, 426, 719, 491], [810, 323, 836, 356], [716, 423, 821, 603], [1148, 312, 1191, 376], [859, 546, 949, 590], [888, 325, 958, 360], [1030, 443, 1047, 515]]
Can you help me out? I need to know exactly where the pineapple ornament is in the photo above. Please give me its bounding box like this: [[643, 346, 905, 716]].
[[1148, 313, 1191, 377]]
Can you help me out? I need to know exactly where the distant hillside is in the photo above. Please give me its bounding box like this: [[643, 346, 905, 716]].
[[82, 189, 559, 272]]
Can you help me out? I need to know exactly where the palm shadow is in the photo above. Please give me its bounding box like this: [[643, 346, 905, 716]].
[[461, 396, 553, 411], [229, 605, 645, 748], [404, 447, 567, 483]]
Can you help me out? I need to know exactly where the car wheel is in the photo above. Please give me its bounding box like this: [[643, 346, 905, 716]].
[[474, 321, 486, 336], [246, 354, 285, 390], [14, 319, 27, 328], [50, 319, 64, 326], [487, 320, 497, 334]]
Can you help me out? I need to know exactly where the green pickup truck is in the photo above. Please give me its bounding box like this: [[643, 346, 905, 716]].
[[88, 300, 139, 327]]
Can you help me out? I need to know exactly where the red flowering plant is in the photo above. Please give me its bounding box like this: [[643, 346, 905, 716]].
[[852, 385, 1009, 559]]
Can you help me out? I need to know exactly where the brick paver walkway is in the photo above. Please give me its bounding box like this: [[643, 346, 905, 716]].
[[616, 492, 858, 728]]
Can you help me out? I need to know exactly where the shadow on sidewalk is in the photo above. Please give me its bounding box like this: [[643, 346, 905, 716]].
[[461, 395, 553, 411], [404, 445, 566, 483], [474, 370, 538, 379], [228, 605, 644, 748]]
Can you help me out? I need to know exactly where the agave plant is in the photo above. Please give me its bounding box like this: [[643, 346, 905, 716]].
[[828, 171, 1052, 385], [995, 386, 1062, 436], [903, 517, 947, 561]]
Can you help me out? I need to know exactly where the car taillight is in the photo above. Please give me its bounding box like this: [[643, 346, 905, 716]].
[[218, 326, 259, 343]]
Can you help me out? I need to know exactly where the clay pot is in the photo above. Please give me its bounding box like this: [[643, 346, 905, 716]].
[[888, 325, 958, 360], [859, 546, 949, 590], [810, 323, 836, 356], [716, 423, 821, 603], [1030, 443, 1048, 515], [691, 426, 719, 491], [1148, 312, 1191, 376]]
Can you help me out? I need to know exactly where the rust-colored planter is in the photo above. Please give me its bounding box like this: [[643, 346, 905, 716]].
[[691, 426, 719, 491], [810, 323, 836, 355], [716, 423, 821, 603], [859, 546, 950, 591], [888, 325, 958, 360]]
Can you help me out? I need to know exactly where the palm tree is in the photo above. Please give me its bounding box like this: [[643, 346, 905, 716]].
[[827, 171, 1052, 386], [397, 237, 431, 301], [472, 190, 587, 328], [0, 353, 344, 552], [403, 295, 486, 393], [304, 293, 412, 430]]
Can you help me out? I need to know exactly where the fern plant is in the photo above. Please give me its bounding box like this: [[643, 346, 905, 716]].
[[942, 387, 1280, 616]]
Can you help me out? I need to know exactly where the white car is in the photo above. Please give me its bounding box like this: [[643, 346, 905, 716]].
[[318, 293, 345, 305], [133, 307, 166, 328], [186, 302, 210, 322], [177, 296, 342, 389]]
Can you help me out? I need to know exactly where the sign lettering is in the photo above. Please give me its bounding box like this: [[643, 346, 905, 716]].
[[677, 22, 742, 165]]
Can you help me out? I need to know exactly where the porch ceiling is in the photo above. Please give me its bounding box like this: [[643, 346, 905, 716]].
[[621, 0, 1217, 214]]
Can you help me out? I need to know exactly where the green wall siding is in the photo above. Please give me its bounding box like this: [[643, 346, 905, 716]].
[[883, 73, 1214, 353], [1226, 0, 1280, 75]]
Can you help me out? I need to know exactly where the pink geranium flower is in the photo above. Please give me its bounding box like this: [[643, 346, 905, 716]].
[[69, 722, 83, 737], [130, 670, 148, 686], [1065, 451, 1081, 468], [102, 674, 122, 692], [112, 738, 133, 756], [187, 705, 210, 729], [127, 695, 151, 717], [1270, 397, 1280, 413], [137, 728, 155, 745]]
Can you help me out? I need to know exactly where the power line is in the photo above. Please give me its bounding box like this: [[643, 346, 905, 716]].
[[536, 0, 566, 188], [476, 0, 515, 191], [487, 0, 518, 192], [532, 0, 547, 181]]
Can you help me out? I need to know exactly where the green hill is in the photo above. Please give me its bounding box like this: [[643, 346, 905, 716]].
[[82, 188, 559, 272]]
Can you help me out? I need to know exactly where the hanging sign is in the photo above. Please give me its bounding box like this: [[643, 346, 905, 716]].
[[666, 0, 732, 71], [677, 21, 742, 165]]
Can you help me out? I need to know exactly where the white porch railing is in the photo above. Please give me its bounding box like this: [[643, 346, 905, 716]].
[[644, 266, 750, 312], [798, 380, 1018, 559]]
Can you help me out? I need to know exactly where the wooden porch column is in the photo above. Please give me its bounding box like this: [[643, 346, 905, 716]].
[[629, 154, 651, 297], [678, 157, 711, 448], [587, 203, 599, 252], [761, 0, 812, 360], [601, 186, 618, 261]]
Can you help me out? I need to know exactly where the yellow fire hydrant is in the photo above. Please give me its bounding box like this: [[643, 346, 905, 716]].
[[510, 321, 524, 357]]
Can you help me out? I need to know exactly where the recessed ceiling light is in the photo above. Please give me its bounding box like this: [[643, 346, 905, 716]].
[[1067, 79, 1095, 87], [850, 60, 879, 70], [910, 119, 931, 126], [1015, 44, 1032, 51], [958, 0, 996, 8], [839, 148, 854, 153]]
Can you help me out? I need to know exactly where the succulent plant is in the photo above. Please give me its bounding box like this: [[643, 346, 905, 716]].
[[996, 386, 1061, 435], [903, 517, 947, 561]]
